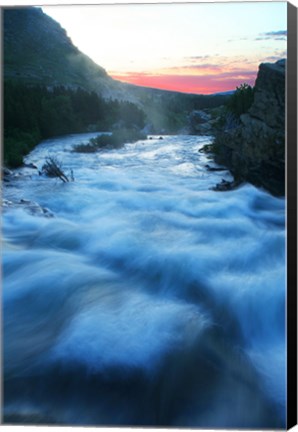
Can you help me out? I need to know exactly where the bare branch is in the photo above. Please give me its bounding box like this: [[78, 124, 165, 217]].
[[41, 157, 69, 183]]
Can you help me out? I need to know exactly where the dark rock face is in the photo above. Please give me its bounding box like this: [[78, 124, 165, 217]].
[[189, 109, 223, 135], [250, 60, 285, 129], [189, 110, 212, 134], [214, 60, 285, 196]]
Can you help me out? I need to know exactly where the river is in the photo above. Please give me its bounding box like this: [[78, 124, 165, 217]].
[[2, 132, 286, 428]]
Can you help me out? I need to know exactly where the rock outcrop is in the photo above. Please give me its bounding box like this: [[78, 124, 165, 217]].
[[189, 108, 223, 135], [214, 59, 285, 196]]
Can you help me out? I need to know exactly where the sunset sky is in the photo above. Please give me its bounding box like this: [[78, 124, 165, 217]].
[[43, 2, 287, 94]]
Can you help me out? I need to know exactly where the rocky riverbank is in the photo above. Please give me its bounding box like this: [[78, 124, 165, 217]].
[[2, 166, 54, 218], [213, 59, 285, 196], [188, 107, 224, 135]]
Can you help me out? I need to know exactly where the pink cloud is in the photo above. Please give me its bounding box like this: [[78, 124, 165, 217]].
[[111, 70, 257, 94]]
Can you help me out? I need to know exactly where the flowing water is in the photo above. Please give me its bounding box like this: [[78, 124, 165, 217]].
[[2, 133, 286, 428]]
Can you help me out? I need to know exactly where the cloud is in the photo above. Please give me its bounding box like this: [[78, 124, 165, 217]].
[[255, 30, 287, 41], [275, 49, 287, 56], [184, 55, 211, 61], [166, 64, 222, 74], [227, 37, 249, 42], [263, 55, 286, 62], [164, 60, 258, 77], [110, 55, 260, 94], [187, 64, 222, 71], [211, 70, 257, 81], [110, 70, 257, 95], [264, 31, 287, 37], [179, 55, 250, 70]]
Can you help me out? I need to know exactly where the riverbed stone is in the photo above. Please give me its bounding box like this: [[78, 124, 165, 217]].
[[2, 198, 54, 218]]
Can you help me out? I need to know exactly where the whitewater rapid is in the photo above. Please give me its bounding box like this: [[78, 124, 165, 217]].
[[2, 133, 286, 427]]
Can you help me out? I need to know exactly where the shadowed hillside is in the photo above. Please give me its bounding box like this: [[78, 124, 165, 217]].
[[3, 6, 229, 130], [3, 7, 128, 99]]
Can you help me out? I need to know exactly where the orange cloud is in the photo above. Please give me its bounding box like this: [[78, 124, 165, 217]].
[[111, 70, 257, 94]]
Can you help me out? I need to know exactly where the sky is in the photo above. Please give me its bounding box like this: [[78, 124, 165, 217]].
[[42, 2, 287, 95]]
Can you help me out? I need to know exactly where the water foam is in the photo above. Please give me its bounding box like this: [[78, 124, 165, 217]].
[[2, 132, 286, 427]]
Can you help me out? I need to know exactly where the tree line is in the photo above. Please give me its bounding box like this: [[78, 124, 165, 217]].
[[3, 81, 146, 167]]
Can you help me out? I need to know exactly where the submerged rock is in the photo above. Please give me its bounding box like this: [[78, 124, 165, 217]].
[[3, 167, 13, 176], [22, 162, 38, 169], [205, 164, 226, 172], [212, 178, 243, 192], [2, 198, 54, 218], [2, 167, 28, 182]]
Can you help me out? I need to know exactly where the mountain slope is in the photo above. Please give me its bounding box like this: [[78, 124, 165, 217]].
[[4, 7, 188, 104], [3, 7, 142, 101], [3, 6, 230, 132]]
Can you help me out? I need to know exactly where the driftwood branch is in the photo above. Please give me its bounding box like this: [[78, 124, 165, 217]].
[[42, 157, 69, 183]]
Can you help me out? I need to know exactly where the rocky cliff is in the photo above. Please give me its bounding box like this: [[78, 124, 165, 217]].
[[214, 59, 285, 196], [188, 106, 226, 135]]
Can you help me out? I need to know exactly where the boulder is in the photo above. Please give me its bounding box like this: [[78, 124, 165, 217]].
[[189, 109, 222, 135], [22, 162, 38, 169], [3, 167, 13, 176], [189, 110, 212, 134], [2, 198, 54, 218], [190, 110, 212, 124]]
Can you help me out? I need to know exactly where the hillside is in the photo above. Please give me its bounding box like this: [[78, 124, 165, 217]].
[[3, 6, 229, 128], [3, 7, 134, 101]]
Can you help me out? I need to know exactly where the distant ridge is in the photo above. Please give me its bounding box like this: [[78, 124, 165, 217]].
[[212, 90, 235, 96]]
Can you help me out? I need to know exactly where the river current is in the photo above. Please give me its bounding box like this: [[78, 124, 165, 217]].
[[2, 133, 286, 428]]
